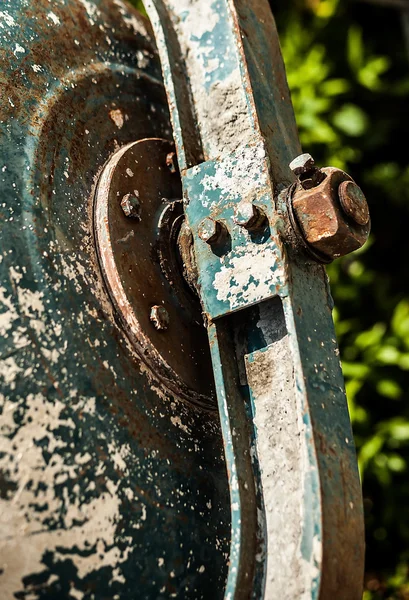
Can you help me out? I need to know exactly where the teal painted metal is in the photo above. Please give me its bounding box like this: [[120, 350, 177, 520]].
[[144, 0, 365, 598], [0, 1, 231, 598], [184, 144, 286, 320]]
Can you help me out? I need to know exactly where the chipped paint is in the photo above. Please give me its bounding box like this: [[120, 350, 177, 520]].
[[109, 108, 124, 128], [245, 299, 320, 599], [0, 392, 131, 596], [183, 142, 287, 319], [113, 0, 151, 38], [145, 0, 365, 597], [213, 244, 282, 308], [0, 0, 230, 597], [47, 11, 61, 25], [145, 0, 254, 163]]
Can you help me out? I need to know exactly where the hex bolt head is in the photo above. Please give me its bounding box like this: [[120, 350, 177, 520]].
[[198, 217, 222, 244], [338, 180, 370, 226], [289, 153, 315, 177], [150, 305, 169, 331], [120, 193, 141, 219], [233, 201, 257, 228], [166, 151, 177, 174]]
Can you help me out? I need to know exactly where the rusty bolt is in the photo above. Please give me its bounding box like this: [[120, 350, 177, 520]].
[[166, 152, 177, 174], [290, 153, 326, 190], [289, 166, 370, 261], [233, 201, 257, 228], [198, 217, 223, 245], [338, 180, 370, 226], [150, 305, 169, 331], [120, 193, 141, 219], [289, 153, 315, 177], [233, 201, 266, 231]]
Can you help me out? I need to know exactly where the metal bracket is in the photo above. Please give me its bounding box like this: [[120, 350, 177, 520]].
[[143, 1, 365, 598], [184, 143, 286, 320]]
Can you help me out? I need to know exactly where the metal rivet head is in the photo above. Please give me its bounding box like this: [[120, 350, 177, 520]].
[[338, 180, 370, 226], [289, 153, 315, 177], [166, 151, 177, 174], [120, 193, 141, 219], [198, 217, 222, 244], [150, 305, 169, 331]]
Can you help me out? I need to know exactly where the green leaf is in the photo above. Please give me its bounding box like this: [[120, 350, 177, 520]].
[[359, 435, 385, 476], [399, 354, 409, 370], [376, 346, 401, 365], [392, 300, 409, 340], [342, 361, 370, 379], [320, 78, 350, 97], [333, 104, 368, 137], [359, 56, 390, 91], [347, 26, 364, 72], [347, 260, 365, 278], [355, 323, 386, 350], [313, 0, 340, 19], [387, 454, 406, 473], [346, 379, 367, 425], [376, 379, 402, 400], [379, 418, 409, 442]]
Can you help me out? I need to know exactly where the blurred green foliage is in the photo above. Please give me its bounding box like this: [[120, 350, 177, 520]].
[[131, 0, 409, 595]]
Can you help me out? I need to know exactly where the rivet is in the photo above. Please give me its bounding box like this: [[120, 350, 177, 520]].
[[120, 193, 141, 219], [150, 305, 169, 331], [233, 201, 265, 230], [289, 153, 315, 177], [289, 153, 325, 189]]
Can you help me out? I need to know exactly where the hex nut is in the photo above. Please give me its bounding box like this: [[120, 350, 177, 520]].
[[120, 193, 141, 219], [150, 305, 169, 331], [291, 167, 370, 260]]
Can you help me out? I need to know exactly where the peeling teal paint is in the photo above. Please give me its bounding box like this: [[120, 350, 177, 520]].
[[0, 1, 230, 597], [146, 0, 365, 598], [184, 143, 287, 320]]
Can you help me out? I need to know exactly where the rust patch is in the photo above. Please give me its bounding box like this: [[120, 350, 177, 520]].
[[290, 167, 370, 261]]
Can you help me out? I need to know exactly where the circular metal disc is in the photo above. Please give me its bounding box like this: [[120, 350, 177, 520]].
[[94, 138, 215, 406]]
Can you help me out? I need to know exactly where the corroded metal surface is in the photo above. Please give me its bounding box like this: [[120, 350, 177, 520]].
[[94, 137, 215, 407], [290, 166, 370, 261], [339, 180, 370, 226], [184, 144, 284, 320], [0, 1, 230, 598], [144, 0, 365, 598]]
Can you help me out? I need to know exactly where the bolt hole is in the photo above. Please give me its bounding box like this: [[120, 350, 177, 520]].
[[211, 231, 232, 257], [249, 221, 271, 244]]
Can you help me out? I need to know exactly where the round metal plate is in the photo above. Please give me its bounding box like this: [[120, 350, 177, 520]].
[[94, 138, 215, 406]]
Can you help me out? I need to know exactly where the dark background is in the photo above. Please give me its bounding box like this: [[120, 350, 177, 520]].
[[134, 0, 409, 596]]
